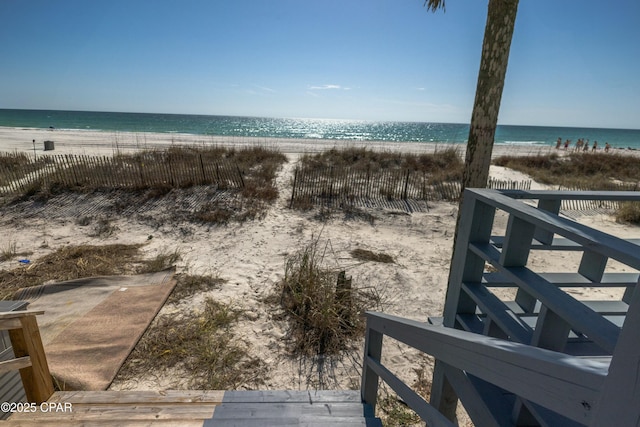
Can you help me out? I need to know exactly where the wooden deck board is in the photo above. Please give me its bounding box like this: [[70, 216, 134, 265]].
[[205, 417, 382, 427], [2, 390, 379, 426], [220, 389, 361, 403], [47, 390, 226, 404], [8, 403, 216, 421], [2, 422, 206, 427], [210, 402, 367, 419]]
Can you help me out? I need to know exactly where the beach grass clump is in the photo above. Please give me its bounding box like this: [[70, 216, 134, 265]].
[[167, 273, 225, 304], [138, 247, 182, 274], [377, 357, 434, 426], [0, 241, 30, 262], [616, 202, 640, 224], [292, 147, 463, 210], [299, 146, 462, 177], [4, 145, 287, 223], [493, 152, 640, 188], [275, 236, 380, 356], [6, 145, 286, 202], [117, 297, 265, 390], [209, 145, 286, 202], [0, 152, 46, 187], [351, 248, 394, 264], [195, 197, 267, 224]]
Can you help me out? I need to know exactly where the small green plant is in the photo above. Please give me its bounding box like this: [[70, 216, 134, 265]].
[[377, 357, 433, 427], [377, 392, 421, 427]]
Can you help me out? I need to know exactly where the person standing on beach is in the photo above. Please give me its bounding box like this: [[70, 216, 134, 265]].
[[583, 140, 589, 152], [564, 139, 570, 150], [556, 137, 562, 149], [592, 141, 598, 151], [605, 142, 611, 152]]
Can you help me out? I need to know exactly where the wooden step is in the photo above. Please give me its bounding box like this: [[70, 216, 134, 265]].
[[2, 390, 382, 426]]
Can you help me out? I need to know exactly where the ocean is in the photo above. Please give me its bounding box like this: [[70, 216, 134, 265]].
[[1, 109, 639, 150]]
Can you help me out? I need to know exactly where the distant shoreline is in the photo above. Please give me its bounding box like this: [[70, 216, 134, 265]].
[[0, 126, 565, 159], [2, 125, 638, 159]]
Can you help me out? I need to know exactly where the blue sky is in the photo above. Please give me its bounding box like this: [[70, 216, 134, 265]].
[[1, 0, 639, 128]]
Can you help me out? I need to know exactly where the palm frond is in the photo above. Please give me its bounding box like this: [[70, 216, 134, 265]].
[[424, 0, 445, 12]]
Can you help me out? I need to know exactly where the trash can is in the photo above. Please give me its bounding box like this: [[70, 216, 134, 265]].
[[44, 140, 55, 151]]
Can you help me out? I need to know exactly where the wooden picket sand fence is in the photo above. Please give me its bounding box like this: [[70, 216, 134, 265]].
[[0, 153, 244, 195], [558, 183, 639, 213], [289, 165, 531, 208], [361, 189, 640, 426]]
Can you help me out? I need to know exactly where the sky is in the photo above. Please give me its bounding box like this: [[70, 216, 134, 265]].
[[1, 0, 639, 129]]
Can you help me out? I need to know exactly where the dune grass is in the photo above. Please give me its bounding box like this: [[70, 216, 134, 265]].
[[0, 244, 144, 300], [351, 248, 394, 264], [2, 146, 288, 224], [493, 152, 640, 224], [0, 152, 45, 187], [273, 235, 381, 357], [299, 146, 463, 186], [493, 152, 640, 188], [116, 297, 266, 390]]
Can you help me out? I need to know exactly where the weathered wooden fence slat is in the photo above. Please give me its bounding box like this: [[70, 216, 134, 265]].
[[289, 166, 541, 208], [0, 153, 244, 196]]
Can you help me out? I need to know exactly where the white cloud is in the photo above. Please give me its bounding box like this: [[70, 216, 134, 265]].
[[309, 84, 349, 90]]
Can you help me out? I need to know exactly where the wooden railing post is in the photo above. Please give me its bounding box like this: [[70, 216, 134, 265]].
[[5, 313, 54, 403], [361, 320, 383, 412]]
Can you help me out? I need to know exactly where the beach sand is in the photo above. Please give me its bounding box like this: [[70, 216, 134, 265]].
[[1, 126, 638, 422], [0, 126, 561, 158]]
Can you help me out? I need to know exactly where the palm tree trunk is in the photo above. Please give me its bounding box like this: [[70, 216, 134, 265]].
[[463, 0, 519, 191], [432, 0, 519, 423]]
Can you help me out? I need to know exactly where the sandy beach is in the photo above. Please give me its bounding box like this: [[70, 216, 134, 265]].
[[1, 126, 639, 422], [0, 126, 562, 158]]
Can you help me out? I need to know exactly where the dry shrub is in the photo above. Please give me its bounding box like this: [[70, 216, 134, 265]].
[[351, 248, 394, 264], [275, 236, 380, 356], [493, 152, 640, 187], [299, 147, 462, 176], [292, 147, 463, 210], [195, 198, 266, 224], [0, 153, 45, 186], [616, 202, 640, 224], [167, 273, 225, 304], [0, 241, 23, 262], [0, 244, 183, 300], [87, 217, 118, 237], [494, 152, 640, 218], [6, 146, 287, 208], [139, 248, 181, 273]]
